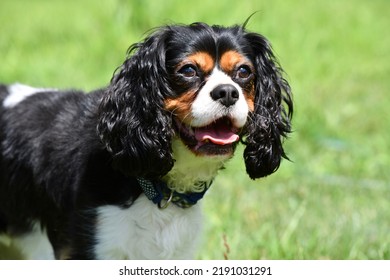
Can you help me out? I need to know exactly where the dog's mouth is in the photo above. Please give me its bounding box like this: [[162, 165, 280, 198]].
[[173, 117, 241, 156]]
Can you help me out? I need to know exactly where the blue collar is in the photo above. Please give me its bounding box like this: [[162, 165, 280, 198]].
[[136, 178, 213, 209]]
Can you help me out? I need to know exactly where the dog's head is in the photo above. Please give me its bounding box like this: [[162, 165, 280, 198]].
[[97, 23, 293, 180]]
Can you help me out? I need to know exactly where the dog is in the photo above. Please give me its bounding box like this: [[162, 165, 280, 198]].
[[0, 22, 293, 259]]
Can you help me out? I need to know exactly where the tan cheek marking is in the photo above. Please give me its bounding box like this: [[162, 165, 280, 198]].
[[220, 50, 246, 73], [187, 52, 214, 74], [165, 92, 197, 123], [245, 88, 255, 112]]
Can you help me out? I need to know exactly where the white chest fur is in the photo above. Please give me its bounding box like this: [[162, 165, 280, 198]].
[[94, 194, 203, 259]]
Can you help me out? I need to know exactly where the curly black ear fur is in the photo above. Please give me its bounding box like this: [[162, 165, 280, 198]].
[[97, 29, 174, 179], [242, 32, 293, 179]]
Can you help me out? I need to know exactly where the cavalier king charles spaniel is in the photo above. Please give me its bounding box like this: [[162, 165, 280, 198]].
[[0, 22, 293, 259]]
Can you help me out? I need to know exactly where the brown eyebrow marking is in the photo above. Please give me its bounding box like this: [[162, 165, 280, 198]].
[[186, 52, 215, 74], [219, 50, 251, 74]]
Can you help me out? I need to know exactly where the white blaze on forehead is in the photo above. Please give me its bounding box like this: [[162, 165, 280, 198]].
[[3, 83, 53, 108], [190, 68, 249, 128]]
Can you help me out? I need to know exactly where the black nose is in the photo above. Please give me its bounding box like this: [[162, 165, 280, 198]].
[[210, 84, 239, 107]]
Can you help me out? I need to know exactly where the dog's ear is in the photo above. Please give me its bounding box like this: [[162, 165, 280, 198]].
[[97, 29, 174, 179], [242, 32, 293, 179]]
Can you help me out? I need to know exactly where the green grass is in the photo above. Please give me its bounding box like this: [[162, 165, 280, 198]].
[[1, 0, 389, 259]]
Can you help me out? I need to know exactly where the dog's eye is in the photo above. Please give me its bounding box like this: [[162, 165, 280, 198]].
[[178, 64, 198, 78], [236, 65, 252, 79]]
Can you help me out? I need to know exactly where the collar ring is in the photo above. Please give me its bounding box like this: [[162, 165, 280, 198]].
[[158, 189, 174, 209]]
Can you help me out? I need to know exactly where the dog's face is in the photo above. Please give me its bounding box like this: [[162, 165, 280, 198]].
[[165, 49, 255, 157], [98, 23, 293, 179]]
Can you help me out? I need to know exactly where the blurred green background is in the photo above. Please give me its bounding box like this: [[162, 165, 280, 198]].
[[0, 0, 389, 259]]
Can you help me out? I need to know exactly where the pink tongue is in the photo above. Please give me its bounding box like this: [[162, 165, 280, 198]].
[[194, 123, 239, 145]]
